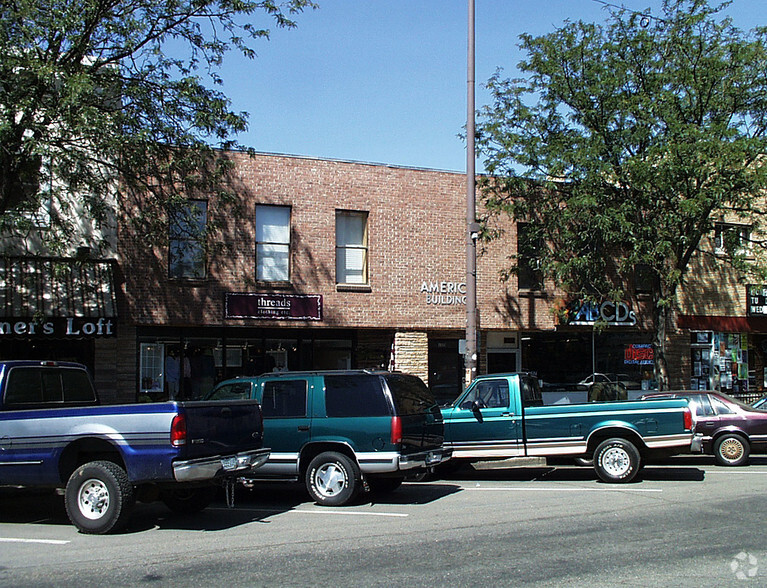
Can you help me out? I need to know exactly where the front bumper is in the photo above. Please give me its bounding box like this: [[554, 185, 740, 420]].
[[691, 433, 704, 453], [173, 448, 271, 482]]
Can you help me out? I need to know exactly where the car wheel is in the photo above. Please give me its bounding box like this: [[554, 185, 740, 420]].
[[593, 438, 641, 483], [305, 452, 360, 506], [367, 476, 405, 494], [714, 434, 750, 466], [161, 486, 217, 514], [573, 457, 593, 467], [65, 460, 135, 534]]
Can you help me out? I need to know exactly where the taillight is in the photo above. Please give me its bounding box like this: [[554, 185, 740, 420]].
[[391, 416, 402, 445], [171, 414, 187, 446], [683, 407, 693, 431]]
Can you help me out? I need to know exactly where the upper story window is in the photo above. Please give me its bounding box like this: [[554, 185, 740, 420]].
[[714, 222, 751, 256], [256, 205, 291, 282], [169, 200, 207, 279], [517, 222, 543, 291], [336, 210, 368, 285]]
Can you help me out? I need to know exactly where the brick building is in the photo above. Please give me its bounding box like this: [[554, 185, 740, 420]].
[[108, 151, 666, 404], [3, 150, 763, 403]]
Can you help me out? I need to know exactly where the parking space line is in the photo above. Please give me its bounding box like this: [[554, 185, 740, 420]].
[[464, 486, 662, 493], [211, 507, 408, 518], [0, 538, 70, 545]]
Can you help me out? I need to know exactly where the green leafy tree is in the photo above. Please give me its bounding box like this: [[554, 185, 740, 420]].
[[0, 0, 315, 254], [477, 0, 767, 389]]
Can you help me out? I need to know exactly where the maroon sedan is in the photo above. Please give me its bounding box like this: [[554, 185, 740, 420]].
[[639, 391, 767, 466]]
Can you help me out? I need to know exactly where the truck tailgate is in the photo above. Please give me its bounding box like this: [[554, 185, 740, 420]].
[[177, 400, 263, 460]]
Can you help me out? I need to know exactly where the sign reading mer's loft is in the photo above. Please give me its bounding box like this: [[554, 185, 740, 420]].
[[225, 293, 323, 321]]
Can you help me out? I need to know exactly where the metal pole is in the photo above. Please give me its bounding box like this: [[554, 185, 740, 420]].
[[465, 0, 478, 387]]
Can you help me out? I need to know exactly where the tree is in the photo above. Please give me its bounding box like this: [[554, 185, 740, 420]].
[[0, 0, 315, 254], [476, 0, 767, 390]]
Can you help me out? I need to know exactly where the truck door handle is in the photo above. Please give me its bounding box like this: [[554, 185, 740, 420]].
[[297, 425, 310, 432], [502, 412, 514, 417]]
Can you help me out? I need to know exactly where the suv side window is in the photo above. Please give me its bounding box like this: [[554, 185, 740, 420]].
[[324, 375, 390, 417], [262, 380, 308, 418]]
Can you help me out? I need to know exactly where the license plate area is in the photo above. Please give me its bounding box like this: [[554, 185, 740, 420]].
[[221, 456, 238, 471]]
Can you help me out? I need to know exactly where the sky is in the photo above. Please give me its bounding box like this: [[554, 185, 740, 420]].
[[213, 0, 767, 173]]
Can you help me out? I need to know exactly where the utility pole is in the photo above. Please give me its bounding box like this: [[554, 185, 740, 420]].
[[465, 0, 479, 388]]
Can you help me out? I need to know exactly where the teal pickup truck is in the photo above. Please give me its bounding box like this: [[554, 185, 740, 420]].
[[441, 373, 694, 483]]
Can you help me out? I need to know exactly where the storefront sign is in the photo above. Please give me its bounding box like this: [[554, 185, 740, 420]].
[[0, 317, 116, 338], [747, 284, 767, 316], [564, 300, 637, 326], [225, 293, 322, 321], [420, 280, 466, 306], [624, 344, 654, 365]]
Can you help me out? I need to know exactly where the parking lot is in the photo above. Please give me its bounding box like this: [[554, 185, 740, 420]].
[[1, 456, 766, 587]]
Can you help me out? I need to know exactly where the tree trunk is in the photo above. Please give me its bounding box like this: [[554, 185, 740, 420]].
[[653, 302, 670, 391]]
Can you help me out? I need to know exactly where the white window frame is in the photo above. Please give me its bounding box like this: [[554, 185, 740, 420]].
[[256, 205, 291, 282], [714, 222, 751, 256], [336, 210, 369, 285]]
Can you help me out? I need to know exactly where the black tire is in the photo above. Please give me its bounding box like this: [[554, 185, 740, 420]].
[[714, 434, 750, 466], [593, 438, 641, 483], [65, 460, 135, 534], [367, 476, 405, 494], [573, 457, 593, 467], [305, 451, 360, 506], [161, 486, 217, 514]]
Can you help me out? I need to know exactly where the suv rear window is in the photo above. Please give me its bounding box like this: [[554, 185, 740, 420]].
[[324, 375, 390, 417], [384, 373, 438, 415]]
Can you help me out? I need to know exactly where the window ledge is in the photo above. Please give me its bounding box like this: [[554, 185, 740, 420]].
[[254, 280, 293, 290], [518, 288, 547, 297], [336, 283, 372, 293]]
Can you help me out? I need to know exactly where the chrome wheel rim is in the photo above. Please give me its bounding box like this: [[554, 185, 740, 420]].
[[314, 463, 347, 498], [77, 478, 110, 520], [719, 438, 744, 463], [602, 447, 631, 477]]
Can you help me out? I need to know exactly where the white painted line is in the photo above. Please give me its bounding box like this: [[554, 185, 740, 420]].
[[211, 507, 408, 518], [465, 486, 663, 493], [0, 538, 70, 545]]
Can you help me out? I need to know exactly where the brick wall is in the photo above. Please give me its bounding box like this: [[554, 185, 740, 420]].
[[119, 152, 561, 333]]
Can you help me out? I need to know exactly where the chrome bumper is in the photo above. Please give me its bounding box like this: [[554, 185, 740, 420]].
[[173, 448, 271, 482], [398, 448, 452, 470]]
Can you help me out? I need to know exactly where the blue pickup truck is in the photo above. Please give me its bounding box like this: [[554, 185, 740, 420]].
[[0, 361, 270, 533], [441, 373, 694, 483]]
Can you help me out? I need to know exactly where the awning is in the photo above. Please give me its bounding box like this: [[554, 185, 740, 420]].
[[0, 257, 118, 319], [677, 314, 767, 333]]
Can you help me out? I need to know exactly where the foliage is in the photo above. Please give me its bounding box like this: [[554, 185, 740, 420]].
[[476, 0, 767, 387], [0, 0, 315, 254]]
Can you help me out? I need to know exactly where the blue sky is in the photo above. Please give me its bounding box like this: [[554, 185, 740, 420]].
[[216, 0, 767, 172]]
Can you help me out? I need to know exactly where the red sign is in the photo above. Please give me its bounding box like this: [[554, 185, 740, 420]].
[[624, 344, 654, 365], [225, 293, 322, 321]]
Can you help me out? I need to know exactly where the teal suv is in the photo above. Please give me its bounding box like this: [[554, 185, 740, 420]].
[[206, 370, 450, 506]]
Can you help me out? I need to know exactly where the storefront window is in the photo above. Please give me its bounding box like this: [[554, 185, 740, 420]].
[[140, 343, 164, 398]]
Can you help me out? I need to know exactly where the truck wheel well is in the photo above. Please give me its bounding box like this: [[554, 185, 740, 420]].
[[587, 428, 646, 456], [58, 438, 126, 484], [299, 442, 357, 477]]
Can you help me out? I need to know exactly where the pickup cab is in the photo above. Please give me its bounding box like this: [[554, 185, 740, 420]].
[[206, 370, 450, 505], [441, 372, 693, 483], [0, 361, 270, 533]]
